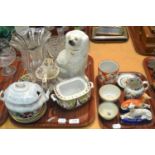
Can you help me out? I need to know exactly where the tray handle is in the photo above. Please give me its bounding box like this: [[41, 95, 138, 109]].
[[0, 90, 4, 102], [89, 82, 94, 89], [143, 81, 149, 91]]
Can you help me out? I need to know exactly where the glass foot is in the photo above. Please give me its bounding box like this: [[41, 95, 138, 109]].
[[2, 66, 16, 76]]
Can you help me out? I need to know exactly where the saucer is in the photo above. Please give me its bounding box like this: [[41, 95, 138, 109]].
[[117, 73, 138, 88]]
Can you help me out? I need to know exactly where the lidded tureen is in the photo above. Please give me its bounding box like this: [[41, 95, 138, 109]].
[[0, 81, 50, 123]]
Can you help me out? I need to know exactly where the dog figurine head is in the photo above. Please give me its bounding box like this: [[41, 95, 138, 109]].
[[65, 30, 89, 54]]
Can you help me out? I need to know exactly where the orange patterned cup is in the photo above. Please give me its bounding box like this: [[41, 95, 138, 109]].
[[98, 60, 119, 84]]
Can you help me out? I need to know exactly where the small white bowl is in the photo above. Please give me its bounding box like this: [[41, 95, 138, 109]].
[[99, 84, 121, 102], [98, 102, 119, 120]]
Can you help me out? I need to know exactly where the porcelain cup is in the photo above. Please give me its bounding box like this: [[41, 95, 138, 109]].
[[98, 60, 119, 84]]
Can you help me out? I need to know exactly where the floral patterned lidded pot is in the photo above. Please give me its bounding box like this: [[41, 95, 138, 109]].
[[0, 81, 50, 123]]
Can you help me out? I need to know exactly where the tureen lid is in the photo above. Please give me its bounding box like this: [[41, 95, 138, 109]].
[[4, 81, 43, 105]]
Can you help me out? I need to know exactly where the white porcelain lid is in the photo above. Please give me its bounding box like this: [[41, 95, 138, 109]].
[[54, 77, 90, 100], [4, 81, 43, 105]]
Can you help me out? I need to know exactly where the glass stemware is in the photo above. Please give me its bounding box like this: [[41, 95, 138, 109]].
[[10, 27, 51, 76], [44, 27, 65, 60], [0, 46, 16, 76]]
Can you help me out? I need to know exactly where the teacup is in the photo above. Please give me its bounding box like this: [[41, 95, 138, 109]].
[[124, 77, 149, 99], [98, 102, 119, 120], [99, 84, 121, 102], [98, 60, 119, 84]]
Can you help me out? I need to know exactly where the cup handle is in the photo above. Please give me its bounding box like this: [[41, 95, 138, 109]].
[[0, 90, 4, 101], [143, 81, 149, 91]]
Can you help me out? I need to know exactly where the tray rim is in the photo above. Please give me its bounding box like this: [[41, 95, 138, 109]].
[[143, 56, 155, 85]]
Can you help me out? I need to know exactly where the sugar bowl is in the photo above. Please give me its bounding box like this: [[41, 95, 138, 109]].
[[0, 81, 50, 123]]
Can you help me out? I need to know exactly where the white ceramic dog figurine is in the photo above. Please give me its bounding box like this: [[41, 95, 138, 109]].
[[56, 30, 89, 81]]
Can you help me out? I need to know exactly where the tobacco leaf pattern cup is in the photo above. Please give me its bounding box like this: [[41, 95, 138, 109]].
[[98, 60, 119, 84]]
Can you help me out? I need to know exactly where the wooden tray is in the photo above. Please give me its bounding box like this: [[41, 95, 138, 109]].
[[0, 58, 24, 125], [129, 26, 155, 56], [143, 57, 155, 92], [9, 55, 95, 128], [141, 27, 155, 43], [150, 26, 155, 34], [96, 72, 155, 129]]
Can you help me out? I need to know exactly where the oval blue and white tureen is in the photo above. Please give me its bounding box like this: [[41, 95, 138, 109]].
[[0, 81, 50, 123]]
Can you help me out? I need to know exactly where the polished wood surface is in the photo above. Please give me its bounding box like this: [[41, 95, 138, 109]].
[[143, 57, 155, 86], [142, 27, 155, 43], [143, 57, 155, 96], [129, 26, 155, 55], [0, 30, 150, 128]]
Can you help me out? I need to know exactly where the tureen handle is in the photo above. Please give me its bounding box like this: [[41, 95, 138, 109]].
[[89, 82, 94, 89], [51, 94, 58, 102], [0, 90, 4, 101]]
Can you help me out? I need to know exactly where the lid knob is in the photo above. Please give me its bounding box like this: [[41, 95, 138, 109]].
[[15, 83, 26, 88]]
